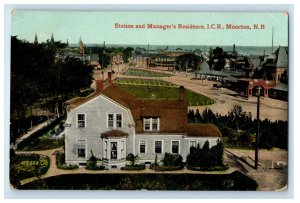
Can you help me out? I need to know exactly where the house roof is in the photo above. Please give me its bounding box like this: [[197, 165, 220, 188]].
[[102, 84, 188, 133], [187, 124, 222, 137], [101, 130, 128, 138], [274, 46, 288, 68], [66, 83, 221, 137], [272, 82, 288, 92]]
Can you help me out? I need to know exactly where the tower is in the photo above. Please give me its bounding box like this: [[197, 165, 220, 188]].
[[79, 37, 85, 55], [51, 33, 55, 43], [34, 33, 38, 45]]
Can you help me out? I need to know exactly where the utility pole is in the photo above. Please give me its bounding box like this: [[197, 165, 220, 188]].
[[255, 86, 261, 169]]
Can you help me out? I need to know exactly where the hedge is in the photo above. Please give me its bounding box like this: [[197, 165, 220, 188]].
[[121, 164, 146, 171], [56, 152, 79, 170]]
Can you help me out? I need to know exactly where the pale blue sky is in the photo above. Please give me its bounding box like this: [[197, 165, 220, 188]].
[[11, 11, 288, 46]]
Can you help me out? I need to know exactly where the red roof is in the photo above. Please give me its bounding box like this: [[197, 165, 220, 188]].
[[187, 124, 222, 137], [101, 130, 128, 138]]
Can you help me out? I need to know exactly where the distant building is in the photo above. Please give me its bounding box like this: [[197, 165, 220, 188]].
[[260, 46, 288, 85]]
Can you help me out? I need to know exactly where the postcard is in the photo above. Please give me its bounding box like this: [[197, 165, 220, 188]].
[[9, 11, 288, 191]]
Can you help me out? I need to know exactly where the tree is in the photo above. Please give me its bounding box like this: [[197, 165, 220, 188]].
[[122, 47, 134, 63], [211, 47, 226, 71], [126, 153, 139, 166]]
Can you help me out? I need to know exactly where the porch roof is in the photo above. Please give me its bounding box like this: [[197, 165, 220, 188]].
[[101, 130, 128, 138]]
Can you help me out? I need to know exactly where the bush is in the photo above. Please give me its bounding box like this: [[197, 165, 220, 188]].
[[126, 153, 139, 166], [56, 152, 78, 170], [162, 153, 183, 167], [187, 165, 228, 171], [86, 151, 105, 170], [121, 164, 146, 171], [150, 164, 184, 172], [187, 140, 224, 169]]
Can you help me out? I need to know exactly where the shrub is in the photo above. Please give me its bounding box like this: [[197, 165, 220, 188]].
[[162, 153, 183, 167], [126, 153, 139, 166], [56, 152, 78, 170], [86, 151, 104, 170], [150, 164, 183, 172], [121, 164, 146, 171], [187, 140, 224, 169]]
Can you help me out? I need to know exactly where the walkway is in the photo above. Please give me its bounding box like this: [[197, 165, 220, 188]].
[[11, 118, 57, 150], [17, 147, 235, 186]]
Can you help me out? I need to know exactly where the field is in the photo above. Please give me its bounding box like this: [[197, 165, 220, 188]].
[[114, 78, 214, 106], [124, 68, 173, 77]]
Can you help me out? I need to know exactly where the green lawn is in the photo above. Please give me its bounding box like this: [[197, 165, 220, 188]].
[[10, 153, 50, 186], [124, 68, 173, 77], [115, 79, 214, 106]]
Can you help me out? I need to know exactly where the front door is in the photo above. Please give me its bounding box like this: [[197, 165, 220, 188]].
[[111, 142, 117, 159]]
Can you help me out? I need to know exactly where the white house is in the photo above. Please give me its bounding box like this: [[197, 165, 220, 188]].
[[64, 79, 222, 169]]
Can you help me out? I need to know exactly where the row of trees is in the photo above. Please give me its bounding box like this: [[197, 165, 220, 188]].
[[11, 36, 94, 141], [188, 105, 288, 149]]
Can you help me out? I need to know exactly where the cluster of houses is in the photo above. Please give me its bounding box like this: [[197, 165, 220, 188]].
[[136, 44, 288, 101]]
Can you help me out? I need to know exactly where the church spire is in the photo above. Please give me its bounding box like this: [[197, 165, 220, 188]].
[[34, 33, 38, 45], [51, 33, 55, 43], [79, 36, 84, 55]]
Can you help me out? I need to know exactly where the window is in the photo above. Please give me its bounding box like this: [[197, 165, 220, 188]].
[[108, 113, 123, 128], [144, 118, 150, 130], [111, 142, 117, 159], [190, 141, 197, 153], [104, 141, 108, 158], [108, 114, 114, 128], [121, 141, 125, 159], [77, 140, 86, 157], [172, 141, 179, 154], [140, 141, 146, 154], [152, 118, 158, 131], [155, 141, 162, 154], [144, 117, 159, 131], [77, 114, 85, 128], [116, 114, 122, 128]]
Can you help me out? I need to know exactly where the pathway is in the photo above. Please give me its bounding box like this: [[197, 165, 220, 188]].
[[16, 147, 235, 186], [10, 118, 57, 150]]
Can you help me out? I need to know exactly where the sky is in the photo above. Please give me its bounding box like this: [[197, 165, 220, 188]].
[[11, 11, 288, 46]]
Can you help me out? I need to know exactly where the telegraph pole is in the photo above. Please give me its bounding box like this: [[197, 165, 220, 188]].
[[255, 86, 261, 169]]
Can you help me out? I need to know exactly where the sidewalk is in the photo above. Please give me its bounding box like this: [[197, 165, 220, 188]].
[[17, 147, 235, 186], [10, 118, 56, 150]]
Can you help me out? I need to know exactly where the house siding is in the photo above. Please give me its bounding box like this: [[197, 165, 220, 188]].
[[65, 95, 134, 165], [135, 134, 220, 162]]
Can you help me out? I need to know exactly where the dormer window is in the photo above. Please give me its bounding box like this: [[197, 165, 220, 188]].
[[77, 114, 86, 128], [144, 117, 160, 131]]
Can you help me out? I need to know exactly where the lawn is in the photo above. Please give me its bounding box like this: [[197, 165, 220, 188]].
[[17, 118, 65, 151], [115, 79, 214, 106], [124, 68, 173, 77], [10, 153, 50, 187]]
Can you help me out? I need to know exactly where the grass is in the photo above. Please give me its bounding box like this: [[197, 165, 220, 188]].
[[10, 153, 50, 186], [114, 79, 214, 106], [18, 120, 65, 151], [124, 68, 173, 77]]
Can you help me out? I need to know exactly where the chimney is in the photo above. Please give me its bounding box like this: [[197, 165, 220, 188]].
[[108, 72, 112, 84], [179, 86, 185, 101], [95, 78, 104, 92]]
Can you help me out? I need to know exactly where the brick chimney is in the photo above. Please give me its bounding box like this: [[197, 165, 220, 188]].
[[108, 72, 112, 84], [179, 86, 185, 101], [95, 78, 104, 92]]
